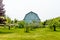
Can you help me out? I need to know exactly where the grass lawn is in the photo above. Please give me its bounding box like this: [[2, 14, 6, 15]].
[[0, 27, 60, 40]]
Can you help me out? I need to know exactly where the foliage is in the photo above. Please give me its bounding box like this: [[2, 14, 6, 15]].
[[44, 17, 60, 27], [24, 24, 30, 33], [18, 20, 25, 28], [39, 21, 45, 28], [43, 17, 60, 31], [14, 18, 18, 23], [6, 16, 11, 24]]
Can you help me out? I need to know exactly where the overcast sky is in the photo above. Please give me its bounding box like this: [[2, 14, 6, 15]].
[[3, 0, 60, 21]]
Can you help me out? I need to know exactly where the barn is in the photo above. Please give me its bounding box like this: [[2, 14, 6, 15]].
[[24, 11, 40, 24]]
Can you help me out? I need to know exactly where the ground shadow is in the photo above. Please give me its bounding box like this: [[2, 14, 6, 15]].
[[47, 30, 60, 32], [0, 31, 13, 34]]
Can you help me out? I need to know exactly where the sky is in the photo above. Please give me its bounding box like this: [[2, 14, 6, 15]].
[[3, 0, 60, 21]]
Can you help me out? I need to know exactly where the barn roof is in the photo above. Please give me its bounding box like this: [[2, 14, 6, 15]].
[[24, 11, 40, 23], [24, 11, 40, 19], [26, 11, 37, 16]]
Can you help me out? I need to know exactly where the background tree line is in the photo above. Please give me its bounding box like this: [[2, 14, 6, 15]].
[[5, 16, 60, 31]]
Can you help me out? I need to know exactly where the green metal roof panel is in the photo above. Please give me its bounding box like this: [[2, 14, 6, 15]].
[[24, 11, 40, 23]]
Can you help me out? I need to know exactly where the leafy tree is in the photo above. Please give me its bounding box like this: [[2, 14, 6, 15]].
[[53, 24, 56, 31], [18, 20, 25, 28], [6, 16, 11, 24], [14, 18, 18, 24], [43, 20, 47, 28], [25, 23, 30, 33], [5, 16, 11, 30], [11, 20, 14, 24], [44, 17, 60, 31]]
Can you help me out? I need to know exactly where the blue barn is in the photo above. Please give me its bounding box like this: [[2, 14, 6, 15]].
[[24, 11, 40, 24]]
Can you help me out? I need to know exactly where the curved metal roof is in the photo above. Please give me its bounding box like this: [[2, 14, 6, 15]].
[[24, 11, 40, 23]]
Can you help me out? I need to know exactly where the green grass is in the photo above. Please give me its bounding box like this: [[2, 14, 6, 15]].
[[0, 27, 60, 40]]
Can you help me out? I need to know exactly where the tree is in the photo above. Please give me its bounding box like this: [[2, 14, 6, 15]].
[[53, 24, 56, 31], [6, 16, 11, 24], [14, 18, 18, 23], [43, 20, 47, 28], [25, 23, 30, 33], [0, 0, 6, 24], [6, 16, 11, 30], [18, 20, 25, 28]]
